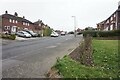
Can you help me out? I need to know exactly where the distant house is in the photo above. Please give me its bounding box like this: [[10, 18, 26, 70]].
[[76, 28, 82, 32], [0, 15, 2, 33], [34, 20, 44, 34], [97, 2, 120, 31]]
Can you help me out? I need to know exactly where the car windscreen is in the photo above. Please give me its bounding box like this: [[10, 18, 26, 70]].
[[29, 31, 34, 34]]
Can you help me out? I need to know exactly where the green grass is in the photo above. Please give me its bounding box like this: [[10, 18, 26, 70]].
[[54, 40, 119, 78]]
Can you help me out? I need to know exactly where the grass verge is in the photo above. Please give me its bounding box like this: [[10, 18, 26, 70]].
[[54, 40, 119, 78]]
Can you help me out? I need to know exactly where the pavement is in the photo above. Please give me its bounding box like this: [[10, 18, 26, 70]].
[[2, 34, 83, 78], [16, 36, 41, 41]]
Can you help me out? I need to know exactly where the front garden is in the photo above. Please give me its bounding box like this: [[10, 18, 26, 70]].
[[0, 34, 16, 40]]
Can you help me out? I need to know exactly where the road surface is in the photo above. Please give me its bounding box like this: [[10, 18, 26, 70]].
[[2, 34, 83, 78]]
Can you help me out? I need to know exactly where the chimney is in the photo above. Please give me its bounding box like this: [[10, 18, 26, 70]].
[[40, 20, 42, 23], [5, 10, 8, 14], [38, 19, 40, 22], [118, 1, 120, 9], [23, 16, 25, 19], [14, 12, 18, 16]]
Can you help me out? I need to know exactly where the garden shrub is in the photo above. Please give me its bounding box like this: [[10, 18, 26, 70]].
[[1, 34, 16, 40], [82, 31, 98, 37], [37, 33, 41, 37], [83, 30, 120, 37], [9, 34, 16, 40]]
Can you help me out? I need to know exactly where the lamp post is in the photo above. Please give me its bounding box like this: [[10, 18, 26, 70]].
[[72, 16, 76, 37]]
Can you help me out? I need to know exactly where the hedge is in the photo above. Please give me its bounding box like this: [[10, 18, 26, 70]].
[[82, 31, 98, 37], [82, 30, 120, 37], [0, 34, 16, 40]]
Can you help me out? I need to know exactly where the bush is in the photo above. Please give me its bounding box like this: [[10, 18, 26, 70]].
[[1, 34, 16, 40], [37, 34, 41, 37], [82, 31, 98, 37], [83, 30, 120, 37], [9, 34, 16, 40], [98, 30, 120, 37]]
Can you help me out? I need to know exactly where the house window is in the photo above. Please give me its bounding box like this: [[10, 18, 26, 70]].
[[28, 23, 30, 26], [111, 17, 113, 21], [7, 26, 10, 30], [13, 20, 15, 23], [114, 14, 116, 17], [107, 20, 109, 23], [9, 19, 12, 23], [4, 26, 10, 30], [23, 22, 25, 25], [16, 20, 18, 23], [18, 27, 20, 30], [110, 25, 113, 30], [26, 23, 27, 26], [39, 24, 41, 26]]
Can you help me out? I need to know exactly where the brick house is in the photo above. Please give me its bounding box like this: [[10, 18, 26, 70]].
[[34, 20, 44, 34], [0, 11, 42, 34], [97, 2, 120, 31], [0, 15, 2, 33]]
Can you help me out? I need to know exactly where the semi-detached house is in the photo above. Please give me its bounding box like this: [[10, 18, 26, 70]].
[[97, 2, 120, 31], [0, 11, 44, 34]]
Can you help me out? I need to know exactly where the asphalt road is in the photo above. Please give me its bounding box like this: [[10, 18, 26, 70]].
[[2, 34, 83, 78]]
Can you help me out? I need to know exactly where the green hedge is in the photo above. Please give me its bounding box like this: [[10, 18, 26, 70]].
[[82, 30, 120, 37], [1, 34, 16, 40], [82, 31, 98, 37], [37, 34, 41, 37]]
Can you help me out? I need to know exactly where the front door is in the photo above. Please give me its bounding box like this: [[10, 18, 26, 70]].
[[11, 26, 17, 34]]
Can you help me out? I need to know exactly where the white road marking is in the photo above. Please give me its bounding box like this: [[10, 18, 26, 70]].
[[66, 39, 68, 40], [46, 46, 57, 48], [56, 43, 61, 45]]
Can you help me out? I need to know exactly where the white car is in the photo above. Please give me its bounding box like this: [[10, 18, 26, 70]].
[[23, 30, 38, 37], [51, 32, 59, 37], [16, 31, 31, 38], [61, 32, 66, 36]]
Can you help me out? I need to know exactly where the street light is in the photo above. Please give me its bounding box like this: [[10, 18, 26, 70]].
[[72, 16, 76, 37]]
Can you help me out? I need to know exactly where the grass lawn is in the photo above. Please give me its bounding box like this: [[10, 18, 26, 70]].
[[54, 40, 119, 78]]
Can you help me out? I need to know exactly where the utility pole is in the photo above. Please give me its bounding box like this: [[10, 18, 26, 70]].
[[72, 16, 76, 37]]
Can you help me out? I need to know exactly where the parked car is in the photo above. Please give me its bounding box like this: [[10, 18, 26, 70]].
[[68, 31, 74, 34], [77, 32, 82, 35], [16, 31, 31, 38], [61, 31, 66, 36], [23, 30, 38, 37], [51, 32, 59, 37]]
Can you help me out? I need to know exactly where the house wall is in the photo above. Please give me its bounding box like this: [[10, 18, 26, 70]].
[[117, 10, 120, 30], [97, 11, 118, 31], [2, 17, 35, 33], [0, 16, 2, 33]]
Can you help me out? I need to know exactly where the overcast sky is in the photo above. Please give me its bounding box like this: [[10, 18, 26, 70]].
[[0, 0, 119, 31]]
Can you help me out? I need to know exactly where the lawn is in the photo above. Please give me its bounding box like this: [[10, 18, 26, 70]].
[[54, 40, 119, 78]]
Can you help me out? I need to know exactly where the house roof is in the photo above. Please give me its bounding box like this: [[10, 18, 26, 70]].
[[97, 20, 106, 25], [97, 8, 119, 25], [2, 14, 33, 24], [34, 20, 44, 26]]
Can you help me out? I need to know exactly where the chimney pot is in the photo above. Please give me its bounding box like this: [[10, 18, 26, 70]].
[[118, 1, 120, 9], [5, 11, 8, 14], [23, 16, 25, 19], [14, 12, 18, 16]]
